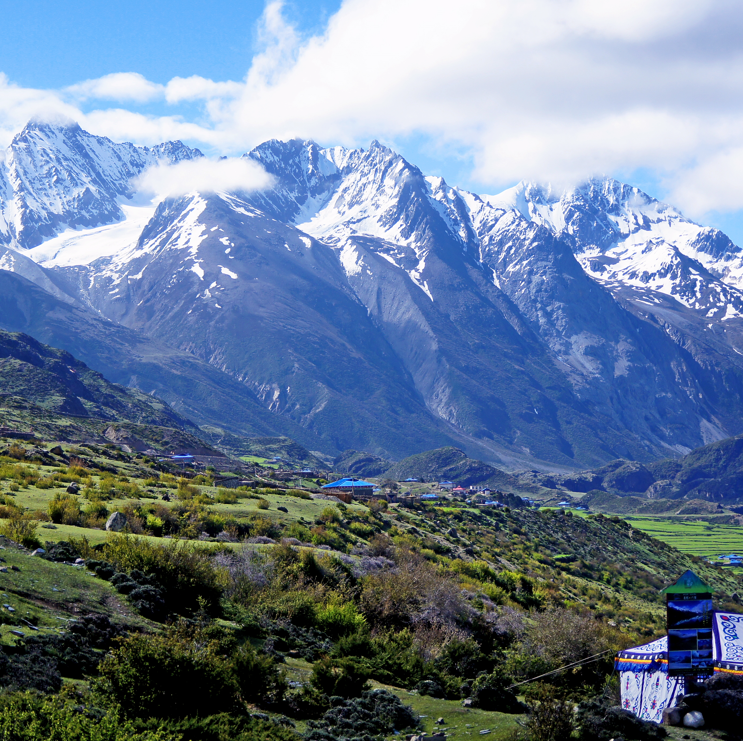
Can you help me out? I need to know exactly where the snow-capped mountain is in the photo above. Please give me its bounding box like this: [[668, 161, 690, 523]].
[[4, 120, 743, 468], [487, 179, 743, 320], [0, 119, 201, 250]]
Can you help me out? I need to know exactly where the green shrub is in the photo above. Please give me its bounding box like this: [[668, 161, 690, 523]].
[[266, 591, 319, 628], [315, 602, 367, 638], [310, 655, 370, 698], [319, 506, 340, 524], [47, 493, 82, 526], [470, 668, 526, 713], [0, 516, 41, 549], [525, 686, 575, 741], [257, 499, 270, 510], [143, 514, 164, 536], [286, 489, 311, 500], [140, 713, 300, 741], [82, 502, 109, 528], [97, 624, 285, 719], [283, 522, 312, 542], [96, 534, 224, 616], [0, 692, 179, 741], [215, 489, 237, 504], [348, 522, 375, 538]]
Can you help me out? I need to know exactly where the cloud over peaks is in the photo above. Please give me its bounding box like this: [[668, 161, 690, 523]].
[[134, 157, 273, 199]]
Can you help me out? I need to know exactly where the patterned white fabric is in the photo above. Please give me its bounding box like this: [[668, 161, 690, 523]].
[[714, 612, 743, 668], [620, 669, 685, 723], [620, 636, 667, 657], [640, 672, 685, 723], [621, 671, 644, 716]]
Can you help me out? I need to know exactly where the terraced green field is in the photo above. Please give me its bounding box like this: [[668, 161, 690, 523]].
[[625, 516, 743, 559]]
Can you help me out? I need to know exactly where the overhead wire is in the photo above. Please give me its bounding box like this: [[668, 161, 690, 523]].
[[507, 648, 615, 689]]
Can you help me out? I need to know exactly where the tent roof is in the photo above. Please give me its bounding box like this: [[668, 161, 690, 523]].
[[616, 636, 668, 672]]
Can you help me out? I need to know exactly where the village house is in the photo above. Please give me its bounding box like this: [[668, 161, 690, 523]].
[[321, 477, 376, 502]]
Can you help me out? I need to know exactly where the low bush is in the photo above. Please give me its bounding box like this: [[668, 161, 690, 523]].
[[0, 647, 61, 694], [305, 689, 420, 741], [524, 686, 575, 741], [0, 692, 179, 741], [138, 713, 300, 741], [315, 602, 366, 638], [575, 694, 666, 741], [331, 629, 428, 689], [93, 534, 224, 616], [47, 493, 82, 526], [10, 614, 125, 680], [469, 668, 526, 713], [96, 623, 286, 719], [286, 490, 311, 500], [0, 515, 41, 549], [310, 656, 370, 698], [41, 540, 81, 563]]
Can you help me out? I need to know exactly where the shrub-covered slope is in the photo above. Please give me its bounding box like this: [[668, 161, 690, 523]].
[[0, 433, 740, 740], [0, 330, 190, 427]]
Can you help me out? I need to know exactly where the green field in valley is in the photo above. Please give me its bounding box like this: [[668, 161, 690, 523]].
[[625, 516, 743, 560]]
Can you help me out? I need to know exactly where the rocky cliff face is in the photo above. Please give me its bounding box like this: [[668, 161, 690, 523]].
[[2, 122, 743, 467]]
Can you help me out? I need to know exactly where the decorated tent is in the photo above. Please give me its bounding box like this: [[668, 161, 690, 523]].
[[616, 637, 686, 723], [616, 611, 743, 723]]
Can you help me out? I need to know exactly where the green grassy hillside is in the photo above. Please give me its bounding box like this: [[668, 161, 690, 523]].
[[0, 431, 739, 740]]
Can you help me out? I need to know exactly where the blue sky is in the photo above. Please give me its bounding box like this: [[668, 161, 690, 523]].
[[3, 0, 743, 243], [0, 1, 339, 89]]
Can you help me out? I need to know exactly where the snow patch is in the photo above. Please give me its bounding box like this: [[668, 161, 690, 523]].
[[339, 243, 363, 277], [26, 204, 155, 267]]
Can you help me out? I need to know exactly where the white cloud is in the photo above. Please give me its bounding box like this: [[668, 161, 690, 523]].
[[4, 0, 743, 217], [134, 157, 274, 198], [0, 73, 80, 147], [668, 147, 743, 217], [66, 72, 164, 102], [164, 76, 243, 104], [82, 108, 220, 148]]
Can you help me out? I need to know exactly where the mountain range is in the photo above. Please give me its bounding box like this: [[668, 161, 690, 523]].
[[3, 119, 743, 469]]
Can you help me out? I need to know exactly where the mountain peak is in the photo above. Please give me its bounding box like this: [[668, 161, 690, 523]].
[[22, 115, 82, 135], [2, 119, 202, 250]]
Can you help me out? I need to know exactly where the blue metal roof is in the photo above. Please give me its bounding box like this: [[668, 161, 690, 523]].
[[322, 477, 375, 489]]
